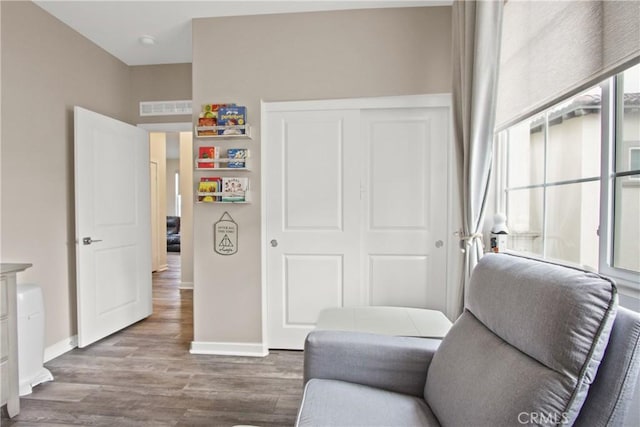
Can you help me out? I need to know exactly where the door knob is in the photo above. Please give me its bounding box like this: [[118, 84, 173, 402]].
[[82, 237, 103, 245], [435, 240, 444, 248], [270, 239, 278, 247]]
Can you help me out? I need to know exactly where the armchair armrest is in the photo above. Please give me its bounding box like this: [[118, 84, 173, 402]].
[[303, 330, 441, 397]]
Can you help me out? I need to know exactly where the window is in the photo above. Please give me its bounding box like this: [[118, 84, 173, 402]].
[[497, 63, 640, 290]]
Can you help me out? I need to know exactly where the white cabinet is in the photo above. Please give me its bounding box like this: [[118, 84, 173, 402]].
[[1, 263, 31, 418]]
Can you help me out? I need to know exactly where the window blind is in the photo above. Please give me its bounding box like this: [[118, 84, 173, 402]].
[[495, 0, 640, 130]]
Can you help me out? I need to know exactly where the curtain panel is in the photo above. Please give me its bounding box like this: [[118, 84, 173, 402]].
[[452, 0, 504, 315]]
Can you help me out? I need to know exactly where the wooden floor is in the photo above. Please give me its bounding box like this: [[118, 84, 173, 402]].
[[2, 253, 304, 426]]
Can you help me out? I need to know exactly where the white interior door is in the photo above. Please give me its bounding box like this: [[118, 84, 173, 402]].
[[265, 109, 362, 349], [361, 108, 448, 311], [74, 107, 152, 348]]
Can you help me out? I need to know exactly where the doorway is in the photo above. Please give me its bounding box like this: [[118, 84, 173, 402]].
[[138, 123, 194, 289]]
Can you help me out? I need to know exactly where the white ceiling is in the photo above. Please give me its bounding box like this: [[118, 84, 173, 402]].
[[34, 0, 451, 66]]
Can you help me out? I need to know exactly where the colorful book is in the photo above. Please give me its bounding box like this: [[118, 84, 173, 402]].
[[218, 106, 246, 135], [197, 116, 217, 136], [197, 177, 221, 202], [198, 104, 234, 136], [197, 146, 219, 169], [201, 103, 234, 117], [221, 177, 248, 202], [226, 148, 248, 168]]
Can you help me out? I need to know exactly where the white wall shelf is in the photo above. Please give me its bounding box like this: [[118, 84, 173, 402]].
[[196, 192, 251, 204], [195, 156, 250, 171], [196, 167, 250, 172], [195, 124, 252, 139], [196, 176, 250, 204]]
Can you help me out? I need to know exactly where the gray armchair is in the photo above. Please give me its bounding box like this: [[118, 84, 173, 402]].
[[297, 253, 640, 426]]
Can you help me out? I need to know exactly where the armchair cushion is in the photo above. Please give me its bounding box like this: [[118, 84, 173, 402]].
[[304, 330, 440, 397], [575, 306, 640, 426], [425, 254, 617, 426], [297, 379, 439, 427], [466, 254, 617, 380], [425, 311, 575, 425]]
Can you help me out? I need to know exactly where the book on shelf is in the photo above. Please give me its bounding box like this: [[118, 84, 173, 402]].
[[197, 177, 221, 202], [198, 104, 235, 136], [226, 148, 248, 168], [197, 146, 219, 169], [197, 117, 216, 135], [218, 106, 247, 135], [221, 177, 248, 202]]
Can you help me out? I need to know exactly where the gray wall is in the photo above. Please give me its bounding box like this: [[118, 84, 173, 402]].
[[131, 64, 192, 124], [191, 7, 452, 345], [0, 1, 193, 351], [0, 1, 132, 349]]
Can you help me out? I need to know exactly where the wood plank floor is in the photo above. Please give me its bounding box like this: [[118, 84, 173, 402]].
[[2, 253, 304, 426]]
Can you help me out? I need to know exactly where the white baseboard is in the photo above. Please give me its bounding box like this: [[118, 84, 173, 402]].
[[44, 335, 77, 362], [157, 264, 169, 272], [179, 282, 193, 290], [190, 341, 268, 357]]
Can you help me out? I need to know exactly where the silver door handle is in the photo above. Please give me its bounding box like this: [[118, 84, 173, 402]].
[[82, 237, 103, 245], [435, 240, 444, 248], [270, 239, 278, 247]]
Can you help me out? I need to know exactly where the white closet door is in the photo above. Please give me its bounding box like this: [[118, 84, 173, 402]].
[[265, 102, 451, 350], [361, 108, 449, 311], [265, 109, 362, 349]]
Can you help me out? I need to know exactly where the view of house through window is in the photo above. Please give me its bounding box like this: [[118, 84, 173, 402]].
[[498, 63, 640, 283]]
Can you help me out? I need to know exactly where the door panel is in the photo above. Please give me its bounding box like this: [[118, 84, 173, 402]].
[[284, 120, 344, 230], [74, 107, 152, 348], [95, 246, 138, 315], [93, 132, 137, 226], [362, 108, 448, 312], [284, 255, 344, 325], [266, 110, 361, 349], [368, 120, 429, 229]]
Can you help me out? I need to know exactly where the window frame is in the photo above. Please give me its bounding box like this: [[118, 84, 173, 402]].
[[629, 147, 640, 181], [598, 77, 640, 292], [497, 71, 640, 294]]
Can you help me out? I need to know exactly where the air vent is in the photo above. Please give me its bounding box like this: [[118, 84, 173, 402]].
[[140, 100, 192, 116]]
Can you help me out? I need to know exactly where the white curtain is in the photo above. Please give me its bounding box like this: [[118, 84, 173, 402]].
[[452, 0, 504, 314]]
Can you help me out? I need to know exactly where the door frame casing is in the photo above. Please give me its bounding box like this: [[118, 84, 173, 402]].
[[149, 159, 161, 272], [260, 94, 458, 352]]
